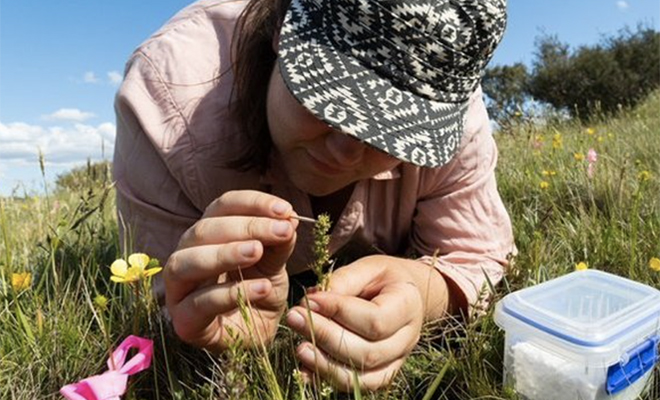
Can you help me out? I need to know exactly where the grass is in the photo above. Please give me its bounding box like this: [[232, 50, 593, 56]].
[[1, 91, 659, 399]]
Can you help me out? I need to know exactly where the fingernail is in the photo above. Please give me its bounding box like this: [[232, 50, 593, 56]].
[[305, 299, 320, 312], [239, 242, 256, 257], [287, 310, 305, 329], [250, 281, 268, 295], [272, 221, 291, 236], [305, 286, 319, 295], [298, 344, 315, 361], [271, 201, 290, 216]]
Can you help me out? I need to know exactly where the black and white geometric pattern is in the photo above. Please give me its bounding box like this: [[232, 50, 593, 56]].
[[278, 0, 507, 168]]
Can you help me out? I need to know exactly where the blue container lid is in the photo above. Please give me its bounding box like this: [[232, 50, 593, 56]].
[[496, 270, 660, 347]]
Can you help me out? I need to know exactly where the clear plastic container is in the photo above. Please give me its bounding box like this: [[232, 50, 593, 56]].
[[494, 269, 660, 400]]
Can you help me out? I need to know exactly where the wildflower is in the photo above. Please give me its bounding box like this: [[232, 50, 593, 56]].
[[585, 128, 595, 135], [542, 170, 557, 177], [597, 136, 604, 143], [587, 148, 598, 163], [552, 133, 563, 150], [539, 181, 550, 190], [310, 214, 332, 291], [575, 262, 588, 271], [638, 170, 651, 182], [650, 258, 660, 272], [94, 294, 109, 311], [292, 369, 306, 386], [110, 253, 162, 284], [574, 152, 585, 162], [587, 148, 597, 178], [11, 272, 32, 291]]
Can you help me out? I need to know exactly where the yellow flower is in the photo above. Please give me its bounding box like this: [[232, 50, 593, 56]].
[[575, 262, 588, 271], [94, 294, 109, 311], [539, 181, 550, 190], [638, 170, 651, 182], [542, 170, 557, 177], [552, 133, 563, 149], [597, 136, 604, 143], [110, 253, 162, 284], [586, 128, 595, 135], [650, 257, 660, 272], [11, 272, 32, 291], [574, 152, 585, 162]]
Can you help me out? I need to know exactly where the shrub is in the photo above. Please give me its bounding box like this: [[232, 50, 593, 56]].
[[54, 160, 112, 193]]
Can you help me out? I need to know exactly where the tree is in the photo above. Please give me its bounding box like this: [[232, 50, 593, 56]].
[[482, 63, 530, 123], [527, 26, 660, 119]]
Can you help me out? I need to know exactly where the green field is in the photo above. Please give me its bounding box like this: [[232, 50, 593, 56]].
[[1, 91, 659, 399]]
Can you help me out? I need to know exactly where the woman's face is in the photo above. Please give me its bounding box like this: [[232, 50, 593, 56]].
[[266, 65, 401, 197]]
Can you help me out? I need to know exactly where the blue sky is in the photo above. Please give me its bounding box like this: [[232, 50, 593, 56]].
[[0, 0, 658, 196]]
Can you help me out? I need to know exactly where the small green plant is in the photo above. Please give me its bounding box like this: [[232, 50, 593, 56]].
[[309, 213, 332, 291]]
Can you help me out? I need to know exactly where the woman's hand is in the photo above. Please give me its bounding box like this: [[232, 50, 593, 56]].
[[164, 190, 298, 353], [286, 255, 451, 391]]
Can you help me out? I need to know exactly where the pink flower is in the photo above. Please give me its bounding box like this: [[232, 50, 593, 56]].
[[60, 336, 153, 400], [587, 148, 597, 178], [587, 148, 598, 163]]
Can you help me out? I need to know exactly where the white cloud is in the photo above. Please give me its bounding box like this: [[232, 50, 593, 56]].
[[43, 108, 96, 122], [0, 120, 116, 165], [83, 71, 98, 83], [107, 71, 123, 85], [0, 119, 116, 195], [616, 1, 629, 10]]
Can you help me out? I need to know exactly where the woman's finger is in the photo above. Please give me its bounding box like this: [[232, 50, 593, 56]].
[[295, 342, 406, 392], [286, 306, 419, 369], [170, 277, 272, 345], [202, 190, 293, 219], [303, 282, 422, 340], [177, 216, 295, 249], [165, 241, 263, 304]]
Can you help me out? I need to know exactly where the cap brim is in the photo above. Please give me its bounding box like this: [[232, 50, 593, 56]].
[[278, 0, 469, 168]]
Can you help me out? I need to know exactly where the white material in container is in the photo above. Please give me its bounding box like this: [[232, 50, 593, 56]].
[[494, 269, 660, 400]]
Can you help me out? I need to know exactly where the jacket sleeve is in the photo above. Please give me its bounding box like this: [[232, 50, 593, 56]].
[[411, 93, 516, 315], [112, 53, 201, 265]]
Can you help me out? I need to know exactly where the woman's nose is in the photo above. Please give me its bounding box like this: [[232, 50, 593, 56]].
[[325, 130, 366, 167]]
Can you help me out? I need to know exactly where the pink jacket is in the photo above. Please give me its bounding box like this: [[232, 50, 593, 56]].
[[113, 0, 515, 312]]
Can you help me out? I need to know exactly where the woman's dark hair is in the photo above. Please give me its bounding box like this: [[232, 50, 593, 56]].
[[228, 0, 292, 172]]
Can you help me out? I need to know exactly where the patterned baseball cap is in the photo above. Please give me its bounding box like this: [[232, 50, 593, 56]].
[[277, 0, 507, 168]]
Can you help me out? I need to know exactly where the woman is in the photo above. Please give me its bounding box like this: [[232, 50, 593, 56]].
[[113, 0, 514, 391]]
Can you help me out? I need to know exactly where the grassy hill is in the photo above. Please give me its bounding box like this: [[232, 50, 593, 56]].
[[1, 91, 658, 399]]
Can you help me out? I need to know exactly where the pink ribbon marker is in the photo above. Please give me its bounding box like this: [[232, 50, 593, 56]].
[[60, 335, 154, 400]]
